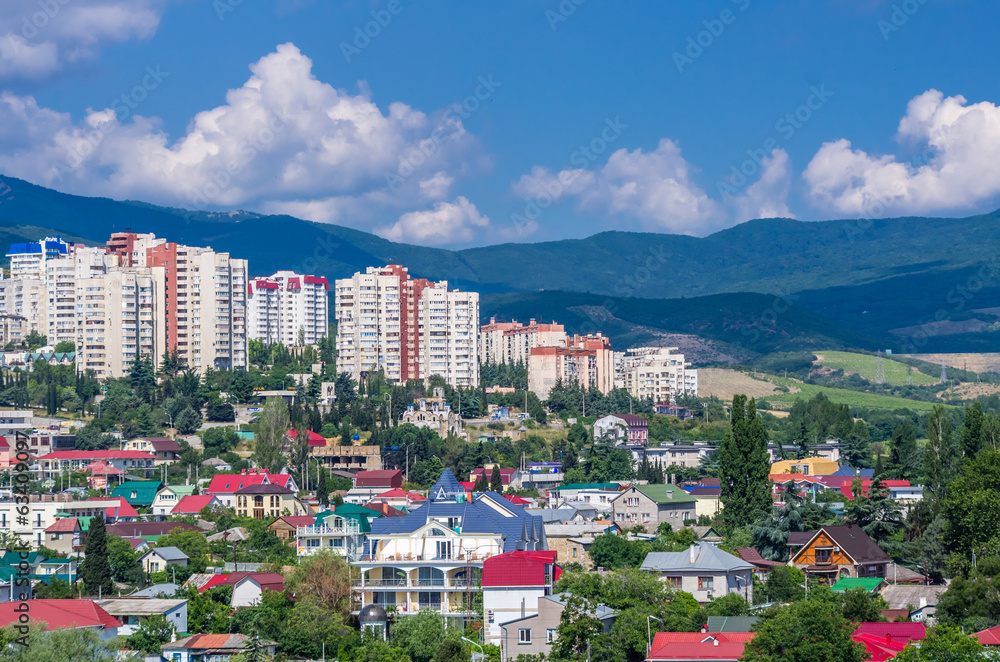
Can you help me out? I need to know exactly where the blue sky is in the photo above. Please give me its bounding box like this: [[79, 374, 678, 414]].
[[1, 0, 998, 247]]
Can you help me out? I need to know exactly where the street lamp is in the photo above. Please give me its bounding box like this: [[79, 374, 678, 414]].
[[647, 615, 662, 655], [461, 636, 484, 661]]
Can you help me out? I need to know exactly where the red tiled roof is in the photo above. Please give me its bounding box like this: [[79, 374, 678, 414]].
[[362, 502, 407, 517], [206, 472, 293, 493], [75, 461, 126, 475], [223, 572, 285, 593], [303, 275, 330, 289], [0, 599, 121, 631], [616, 413, 648, 427], [505, 494, 531, 505], [275, 515, 315, 528], [853, 633, 909, 661], [647, 632, 755, 660], [841, 480, 913, 500], [45, 517, 80, 532], [287, 429, 326, 446], [123, 537, 147, 549], [373, 488, 425, 500], [171, 495, 218, 514], [37, 450, 156, 461], [88, 497, 139, 519], [853, 622, 927, 642], [0, 436, 8, 450], [977, 625, 1000, 646]]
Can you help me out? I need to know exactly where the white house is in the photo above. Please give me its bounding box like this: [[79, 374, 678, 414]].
[[140, 547, 189, 574], [640, 542, 755, 604], [96, 598, 187, 636]]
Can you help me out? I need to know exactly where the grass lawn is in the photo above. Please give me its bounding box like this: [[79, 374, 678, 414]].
[[816, 350, 938, 387]]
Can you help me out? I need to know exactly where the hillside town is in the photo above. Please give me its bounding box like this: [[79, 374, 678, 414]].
[[0, 232, 997, 661]]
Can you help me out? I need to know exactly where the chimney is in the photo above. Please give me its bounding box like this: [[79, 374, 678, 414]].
[[919, 597, 927, 608], [713, 639, 719, 647], [689, 544, 697, 563]]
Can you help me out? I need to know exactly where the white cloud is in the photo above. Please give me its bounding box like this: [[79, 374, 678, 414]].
[[0, 1, 165, 80], [377, 196, 489, 245], [511, 138, 791, 235], [0, 42, 484, 244], [804, 89, 1000, 217]]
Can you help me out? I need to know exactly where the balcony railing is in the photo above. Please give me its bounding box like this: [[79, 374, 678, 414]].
[[354, 577, 481, 589]]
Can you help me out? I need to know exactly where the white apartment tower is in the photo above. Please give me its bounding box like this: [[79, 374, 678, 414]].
[[45, 247, 118, 348], [335, 265, 479, 387], [0, 278, 45, 337], [616, 346, 698, 402], [248, 271, 330, 346]]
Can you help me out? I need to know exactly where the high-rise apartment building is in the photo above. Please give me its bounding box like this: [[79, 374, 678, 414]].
[[75, 268, 167, 378], [335, 266, 479, 387], [479, 318, 566, 366], [247, 271, 330, 346], [528, 333, 613, 400], [5, 237, 70, 279], [45, 247, 118, 348], [616, 346, 698, 402], [0, 278, 45, 337]]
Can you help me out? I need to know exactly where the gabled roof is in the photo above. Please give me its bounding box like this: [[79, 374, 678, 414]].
[[205, 472, 293, 493], [977, 624, 1000, 646], [374, 488, 426, 501], [734, 547, 784, 568], [138, 437, 181, 453], [236, 483, 293, 495], [790, 525, 891, 566], [641, 543, 755, 573], [223, 572, 285, 593], [106, 522, 200, 538], [144, 546, 189, 562], [163, 633, 270, 652], [88, 497, 139, 519], [157, 484, 198, 499], [270, 515, 315, 528], [853, 622, 927, 642], [0, 599, 121, 631], [76, 461, 125, 476], [428, 469, 465, 502], [45, 517, 80, 533], [111, 480, 163, 505], [880, 585, 948, 611], [287, 429, 326, 446], [647, 632, 755, 660], [171, 495, 218, 514]]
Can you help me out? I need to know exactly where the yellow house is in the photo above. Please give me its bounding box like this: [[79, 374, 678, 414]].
[[234, 484, 309, 519], [770, 458, 839, 476]]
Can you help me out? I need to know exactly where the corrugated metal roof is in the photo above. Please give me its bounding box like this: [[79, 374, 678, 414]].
[[641, 543, 755, 572]]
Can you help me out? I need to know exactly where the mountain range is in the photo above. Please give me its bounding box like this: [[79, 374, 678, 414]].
[[2, 175, 999, 358]]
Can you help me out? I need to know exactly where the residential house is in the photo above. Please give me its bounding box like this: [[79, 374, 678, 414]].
[[161, 633, 277, 661], [234, 484, 308, 520], [106, 521, 201, 545], [201, 457, 232, 471], [367, 488, 426, 510], [0, 599, 121, 640], [96, 598, 187, 636], [633, 444, 714, 470], [546, 483, 623, 506], [770, 458, 840, 476], [734, 547, 784, 580], [151, 484, 199, 518], [296, 505, 378, 560], [593, 414, 648, 445], [43, 517, 84, 556], [268, 515, 316, 541], [787, 525, 890, 585], [0, 494, 132, 549], [609, 484, 697, 531], [225, 572, 286, 608], [652, 403, 696, 420], [880, 584, 948, 623], [131, 583, 180, 598], [640, 543, 755, 604], [470, 466, 519, 488], [112, 480, 164, 508], [840, 480, 924, 504], [852, 622, 927, 660], [519, 462, 565, 491], [977, 625, 1000, 647], [171, 494, 223, 516], [482, 551, 559, 646], [500, 594, 615, 658], [544, 522, 615, 569], [204, 470, 298, 509], [354, 470, 545, 625], [344, 470, 404, 504], [30, 450, 158, 481], [645, 632, 755, 662], [124, 437, 181, 465], [140, 546, 190, 574]]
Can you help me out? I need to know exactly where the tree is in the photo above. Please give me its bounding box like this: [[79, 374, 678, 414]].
[[206, 398, 236, 422], [719, 395, 772, 530], [924, 405, 956, 501], [961, 401, 985, 459], [887, 420, 919, 482], [0, 625, 120, 661], [126, 614, 174, 654], [175, 406, 202, 435], [80, 513, 112, 596], [53, 340, 75, 354], [763, 565, 806, 603], [942, 450, 1000, 559], [741, 600, 866, 662], [430, 640, 467, 662], [254, 397, 289, 473], [490, 465, 503, 492], [842, 420, 872, 469], [589, 534, 646, 570], [316, 469, 329, 507], [389, 611, 446, 662], [285, 550, 353, 619], [894, 623, 993, 661], [841, 587, 888, 623], [844, 476, 904, 545], [473, 470, 488, 492], [107, 534, 143, 584]]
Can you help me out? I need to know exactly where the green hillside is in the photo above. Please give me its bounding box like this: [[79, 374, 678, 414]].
[[816, 351, 938, 386], [761, 377, 947, 412]]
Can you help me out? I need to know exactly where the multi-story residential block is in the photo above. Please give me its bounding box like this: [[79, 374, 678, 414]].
[[310, 444, 383, 471], [528, 333, 613, 400], [354, 470, 545, 623], [295, 505, 376, 560], [204, 470, 298, 509], [248, 271, 330, 346], [479, 318, 566, 366], [5, 237, 70, 279], [0, 278, 45, 337], [616, 346, 698, 401], [30, 450, 158, 482], [640, 542, 755, 604], [335, 265, 479, 387], [0, 494, 135, 548], [74, 268, 167, 378], [593, 413, 648, 445], [123, 437, 181, 465], [0, 314, 27, 347], [45, 246, 117, 347]]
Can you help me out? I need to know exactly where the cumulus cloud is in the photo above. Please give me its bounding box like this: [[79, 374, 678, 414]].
[[0, 0, 165, 80], [804, 89, 1000, 217], [0, 42, 484, 244], [376, 196, 489, 245], [511, 138, 791, 236]]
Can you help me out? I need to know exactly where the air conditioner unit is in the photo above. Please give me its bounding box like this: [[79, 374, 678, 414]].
[[706, 590, 713, 598], [833, 547, 840, 552]]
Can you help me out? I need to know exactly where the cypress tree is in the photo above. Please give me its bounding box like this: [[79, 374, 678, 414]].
[[316, 468, 330, 507], [81, 513, 113, 596], [473, 471, 488, 492], [719, 395, 771, 530], [490, 466, 503, 492], [887, 420, 918, 481], [960, 401, 984, 458]]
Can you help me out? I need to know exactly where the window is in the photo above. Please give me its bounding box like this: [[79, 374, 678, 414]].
[[306, 538, 320, 547], [816, 547, 832, 563], [546, 629, 557, 643], [572, 548, 578, 558], [519, 629, 532, 644], [697, 577, 714, 590], [664, 576, 681, 588]]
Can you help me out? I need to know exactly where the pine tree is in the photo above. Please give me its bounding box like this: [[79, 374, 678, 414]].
[[316, 468, 330, 507], [81, 513, 113, 596], [887, 420, 919, 481], [719, 395, 772, 530], [842, 419, 872, 469], [490, 466, 503, 492]]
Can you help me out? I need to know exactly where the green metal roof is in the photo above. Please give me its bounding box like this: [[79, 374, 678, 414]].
[[831, 577, 884, 592], [635, 483, 697, 504], [112, 480, 164, 506], [161, 485, 198, 498]]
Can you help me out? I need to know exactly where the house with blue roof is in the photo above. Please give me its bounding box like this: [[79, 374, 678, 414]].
[[354, 469, 546, 625]]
